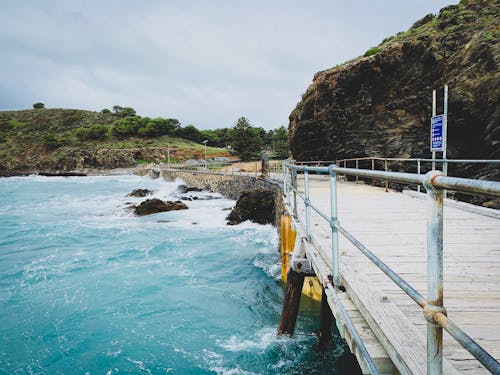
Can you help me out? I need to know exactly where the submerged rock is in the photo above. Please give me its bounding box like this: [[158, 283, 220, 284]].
[[126, 188, 154, 197], [149, 170, 160, 179], [226, 190, 275, 225], [177, 184, 203, 194], [134, 198, 188, 216]]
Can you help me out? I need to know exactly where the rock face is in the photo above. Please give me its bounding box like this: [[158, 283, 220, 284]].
[[289, 1, 499, 181], [126, 189, 154, 197], [134, 199, 188, 216], [226, 190, 275, 225]]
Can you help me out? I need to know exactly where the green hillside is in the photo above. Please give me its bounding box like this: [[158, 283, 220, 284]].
[[0, 108, 231, 175]]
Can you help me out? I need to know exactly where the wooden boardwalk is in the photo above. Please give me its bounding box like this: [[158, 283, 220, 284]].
[[292, 176, 500, 374]]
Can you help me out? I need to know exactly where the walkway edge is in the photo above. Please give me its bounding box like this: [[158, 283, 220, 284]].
[[403, 190, 500, 219]]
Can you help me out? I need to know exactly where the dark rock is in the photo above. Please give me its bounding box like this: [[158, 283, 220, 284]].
[[126, 188, 154, 197], [177, 184, 203, 193], [226, 190, 275, 225], [149, 170, 160, 179], [38, 172, 87, 176], [134, 198, 188, 216], [177, 184, 189, 193]]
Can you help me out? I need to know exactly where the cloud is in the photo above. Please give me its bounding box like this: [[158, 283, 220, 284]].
[[0, 0, 456, 129]]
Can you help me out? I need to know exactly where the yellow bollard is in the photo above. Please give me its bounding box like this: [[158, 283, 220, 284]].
[[280, 214, 322, 300], [280, 214, 296, 283]]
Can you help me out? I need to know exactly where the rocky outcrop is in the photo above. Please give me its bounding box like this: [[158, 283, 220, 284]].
[[289, 1, 499, 182], [126, 189, 154, 197], [226, 190, 275, 225], [134, 199, 188, 216]]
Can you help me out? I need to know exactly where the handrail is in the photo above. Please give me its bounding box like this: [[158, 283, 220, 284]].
[[297, 157, 500, 164], [156, 160, 285, 177], [283, 161, 500, 374]]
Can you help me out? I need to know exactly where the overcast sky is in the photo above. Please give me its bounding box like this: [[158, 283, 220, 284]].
[[0, 0, 456, 130]]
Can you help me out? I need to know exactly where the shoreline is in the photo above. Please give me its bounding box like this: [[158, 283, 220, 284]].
[[0, 166, 148, 177]]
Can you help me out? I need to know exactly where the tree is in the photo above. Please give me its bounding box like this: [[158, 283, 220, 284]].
[[33, 102, 45, 109], [228, 117, 264, 161], [138, 118, 179, 137], [112, 105, 136, 117], [272, 126, 290, 159], [213, 128, 230, 147], [178, 124, 201, 143], [199, 130, 220, 146], [110, 116, 145, 138]]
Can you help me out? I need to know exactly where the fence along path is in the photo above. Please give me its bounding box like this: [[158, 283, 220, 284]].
[[292, 175, 500, 374]]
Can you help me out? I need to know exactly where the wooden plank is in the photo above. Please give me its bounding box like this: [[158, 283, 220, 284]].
[[339, 260, 458, 375]]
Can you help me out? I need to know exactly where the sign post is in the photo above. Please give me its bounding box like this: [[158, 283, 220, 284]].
[[431, 114, 445, 152], [430, 85, 449, 197], [430, 85, 448, 173]]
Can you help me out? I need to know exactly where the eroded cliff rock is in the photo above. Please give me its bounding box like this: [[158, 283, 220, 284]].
[[289, 0, 499, 181]]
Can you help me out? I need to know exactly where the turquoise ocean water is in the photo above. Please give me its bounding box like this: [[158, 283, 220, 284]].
[[0, 175, 351, 374]]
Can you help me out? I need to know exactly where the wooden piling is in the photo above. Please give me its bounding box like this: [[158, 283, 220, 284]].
[[278, 268, 305, 335], [317, 287, 334, 351]]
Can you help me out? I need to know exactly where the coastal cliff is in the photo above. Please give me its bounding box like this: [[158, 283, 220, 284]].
[[289, 0, 499, 180]]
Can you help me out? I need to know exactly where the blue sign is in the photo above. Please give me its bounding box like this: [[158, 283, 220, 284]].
[[431, 115, 445, 152]]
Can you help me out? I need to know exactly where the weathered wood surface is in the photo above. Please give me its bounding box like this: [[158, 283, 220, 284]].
[[293, 176, 500, 374]]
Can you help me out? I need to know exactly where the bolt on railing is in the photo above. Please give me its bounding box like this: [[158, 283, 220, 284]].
[[282, 162, 500, 375]]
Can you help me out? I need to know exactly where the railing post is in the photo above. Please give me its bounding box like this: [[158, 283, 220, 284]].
[[417, 159, 421, 193], [329, 165, 340, 286], [355, 159, 359, 183], [304, 170, 311, 240], [424, 171, 445, 375], [283, 162, 288, 202], [292, 167, 298, 218], [384, 159, 389, 192]]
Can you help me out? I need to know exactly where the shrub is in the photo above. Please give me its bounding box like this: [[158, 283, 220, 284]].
[[101, 108, 111, 114], [76, 125, 108, 141], [42, 134, 63, 149], [411, 14, 435, 30], [364, 47, 381, 57], [33, 102, 45, 109]]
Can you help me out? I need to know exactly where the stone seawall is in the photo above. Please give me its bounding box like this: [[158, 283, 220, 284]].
[[159, 170, 284, 227]]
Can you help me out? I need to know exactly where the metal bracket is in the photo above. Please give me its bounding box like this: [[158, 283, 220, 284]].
[[291, 257, 313, 275]]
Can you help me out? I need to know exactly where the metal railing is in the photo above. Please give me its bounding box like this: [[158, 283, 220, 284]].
[[149, 160, 284, 177], [283, 161, 500, 375], [297, 157, 500, 193]]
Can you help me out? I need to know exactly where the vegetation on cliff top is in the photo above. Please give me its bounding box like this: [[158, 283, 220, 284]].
[[351, 0, 499, 64]]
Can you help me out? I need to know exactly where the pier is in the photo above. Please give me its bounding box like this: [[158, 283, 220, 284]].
[[279, 163, 500, 374]]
